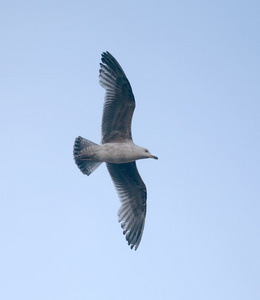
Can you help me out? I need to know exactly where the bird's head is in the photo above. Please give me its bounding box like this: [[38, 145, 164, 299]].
[[142, 148, 158, 160]]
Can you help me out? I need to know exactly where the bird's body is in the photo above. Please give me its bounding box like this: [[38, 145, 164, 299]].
[[73, 52, 157, 250], [78, 141, 156, 164]]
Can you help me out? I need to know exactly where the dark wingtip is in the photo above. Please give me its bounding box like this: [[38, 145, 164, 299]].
[[101, 51, 112, 61]]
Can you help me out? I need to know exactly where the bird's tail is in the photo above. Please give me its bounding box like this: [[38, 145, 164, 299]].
[[73, 136, 102, 176]]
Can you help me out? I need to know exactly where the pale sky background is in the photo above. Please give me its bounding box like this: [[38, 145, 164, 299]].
[[1, 1, 260, 299]]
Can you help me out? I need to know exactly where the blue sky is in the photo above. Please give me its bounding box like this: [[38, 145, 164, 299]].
[[1, 1, 260, 299]]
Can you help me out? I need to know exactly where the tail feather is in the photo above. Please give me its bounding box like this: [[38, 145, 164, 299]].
[[73, 136, 102, 176]]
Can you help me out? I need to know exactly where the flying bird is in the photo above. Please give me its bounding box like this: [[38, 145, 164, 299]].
[[73, 52, 158, 250]]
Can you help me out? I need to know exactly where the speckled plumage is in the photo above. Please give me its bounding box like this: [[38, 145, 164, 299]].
[[73, 52, 157, 250]]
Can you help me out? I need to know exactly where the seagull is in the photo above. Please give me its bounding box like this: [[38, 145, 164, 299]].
[[73, 52, 158, 250]]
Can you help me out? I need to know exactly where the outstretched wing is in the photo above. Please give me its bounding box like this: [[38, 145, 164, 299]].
[[99, 52, 135, 144], [106, 162, 147, 250]]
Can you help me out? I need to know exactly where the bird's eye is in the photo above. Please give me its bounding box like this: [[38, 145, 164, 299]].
[[145, 149, 148, 153]]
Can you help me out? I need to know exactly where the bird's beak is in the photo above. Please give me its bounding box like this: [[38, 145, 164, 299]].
[[151, 155, 158, 160]]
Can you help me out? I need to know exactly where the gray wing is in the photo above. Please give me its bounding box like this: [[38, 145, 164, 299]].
[[106, 162, 147, 250], [99, 52, 135, 144]]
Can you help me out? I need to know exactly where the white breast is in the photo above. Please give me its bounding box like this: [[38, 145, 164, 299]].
[[96, 142, 143, 163]]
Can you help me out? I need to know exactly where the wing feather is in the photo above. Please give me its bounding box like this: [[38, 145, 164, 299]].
[[99, 52, 135, 143], [106, 162, 147, 250]]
